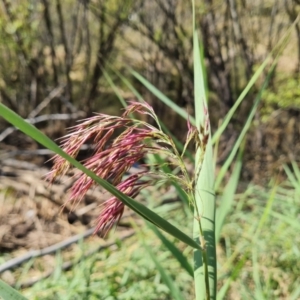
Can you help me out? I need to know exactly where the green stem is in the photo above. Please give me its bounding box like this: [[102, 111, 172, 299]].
[[194, 197, 210, 300], [192, 0, 217, 297]]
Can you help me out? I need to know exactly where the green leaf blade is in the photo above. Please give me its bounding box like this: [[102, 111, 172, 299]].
[[0, 103, 200, 250], [0, 279, 28, 300]]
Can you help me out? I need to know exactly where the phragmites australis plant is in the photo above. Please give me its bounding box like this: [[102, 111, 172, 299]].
[[1, 1, 294, 298], [47, 101, 209, 237]]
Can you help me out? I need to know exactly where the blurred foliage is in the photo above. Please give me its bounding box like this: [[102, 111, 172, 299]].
[[0, 0, 298, 128], [13, 176, 300, 299], [261, 73, 300, 122], [217, 178, 300, 299]]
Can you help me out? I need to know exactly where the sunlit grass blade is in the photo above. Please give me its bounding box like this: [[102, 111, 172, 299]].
[[212, 18, 297, 145], [211, 58, 270, 145], [142, 241, 185, 300], [215, 142, 244, 242], [0, 279, 28, 300], [0, 103, 200, 250], [270, 211, 300, 230], [148, 223, 194, 278], [214, 62, 276, 191], [251, 188, 278, 300], [217, 255, 247, 300], [254, 185, 277, 237], [107, 64, 144, 102], [129, 68, 196, 125], [14, 258, 35, 290], [103, 69, 127, 108], [283, 164, 300, 194], [52, 251, 63, 282], [131, 218, 185, 300], [291, 161, 300, 183]]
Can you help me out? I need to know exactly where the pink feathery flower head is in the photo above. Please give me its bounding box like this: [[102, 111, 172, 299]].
[[94, 173, 150, 236], [47, 101, 201, 236], [47, 102, 163, 236]]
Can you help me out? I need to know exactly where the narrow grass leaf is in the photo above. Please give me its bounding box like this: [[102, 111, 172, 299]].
[[215, 142, 244, 242], [211, 57, 270, 145], [270, 211, 300, 230], [217, 255, 247, 300], [252, 248, 265, 300], [283, 164, 300, 195], [148, 223, 194, 278], [212, 19, 297, 145], [0, 280, 28, 300], [103, 69, 127, 108], [291, 161, 300, 183], [130, 69, 196, 125], [254, 185, 277, 238], [0, 103, 200, 250], [214, 63, 276, 190], [14, 258, 35, 290], [142, 241, 185, 300], [109, 66, 144, 101]]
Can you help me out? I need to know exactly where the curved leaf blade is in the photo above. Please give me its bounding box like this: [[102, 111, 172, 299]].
[[130, 69, 196, 125], [0, 280, 27, 300], [0, 103, 200, 250]]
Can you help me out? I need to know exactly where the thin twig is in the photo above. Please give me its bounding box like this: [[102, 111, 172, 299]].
[[0, 227, 96, 274], [0, 144, 96, 160], [0, 112, 85, 142], [16, 230, 135, 289], [28, 85, 65, 118]]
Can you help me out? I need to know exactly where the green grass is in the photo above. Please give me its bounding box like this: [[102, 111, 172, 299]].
[[21, 202, 194, 300], [2, 173, 294, 299], [0, 156, 299, 299], [0, 3, 299, 300], [217, 177, 300, 299]]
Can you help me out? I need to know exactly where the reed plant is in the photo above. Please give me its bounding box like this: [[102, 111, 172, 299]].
[[0, 3, 298, 300]]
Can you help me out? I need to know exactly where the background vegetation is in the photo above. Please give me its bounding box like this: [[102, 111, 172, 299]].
[[0, 0, 300, 299]]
